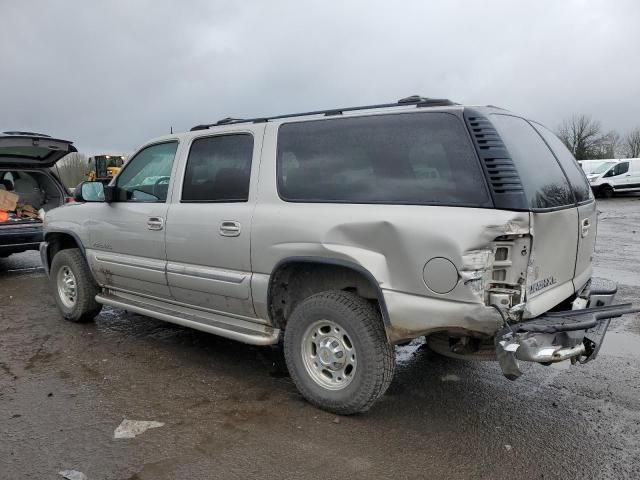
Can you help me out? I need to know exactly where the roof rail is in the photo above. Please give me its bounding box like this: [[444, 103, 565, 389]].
[[190, 95, 457, 131], [2, 131, 52, 137]]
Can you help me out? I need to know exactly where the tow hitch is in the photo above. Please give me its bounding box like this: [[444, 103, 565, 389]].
[[495, 303, 640, 380]]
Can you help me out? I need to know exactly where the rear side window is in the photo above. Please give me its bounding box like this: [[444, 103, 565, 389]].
[[276, 112, 490, 206], [491, 115, 573, 209], [182, 134, 253, 202], [532, 123, 593, 203]]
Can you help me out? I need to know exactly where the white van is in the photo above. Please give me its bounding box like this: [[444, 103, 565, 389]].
[[587, 158, 640, 198]]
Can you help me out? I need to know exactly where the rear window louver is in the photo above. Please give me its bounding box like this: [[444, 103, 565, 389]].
[[464, 109, 528, 210]]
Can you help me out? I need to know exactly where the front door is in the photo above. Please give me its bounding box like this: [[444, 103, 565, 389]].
[[85, 141, 179, 298], [615, 161, 631, 190], [164, 127, 263, 319], [604, 161, 629, 191]]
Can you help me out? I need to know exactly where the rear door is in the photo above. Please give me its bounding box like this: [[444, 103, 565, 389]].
[[164, 126, 264, 319], [490, 115, 582, 317], [533, 123, 596, 292]]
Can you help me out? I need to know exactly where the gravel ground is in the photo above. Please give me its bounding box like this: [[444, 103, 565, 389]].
[[1, 196, 639, 480]]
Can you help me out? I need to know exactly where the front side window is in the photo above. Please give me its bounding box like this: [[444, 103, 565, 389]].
[[116, 142, 178, 202], [611, 162, 629, 176], [181, 134, 253, 202], [276, 112, 490, 206], [491, 114, 573, 209], [532, 123, 593, 203]]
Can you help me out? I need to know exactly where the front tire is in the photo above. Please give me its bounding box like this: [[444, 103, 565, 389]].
[[284, 290, 395, 415], [50, 248, 102, 323], [601, 185, 614, 199]]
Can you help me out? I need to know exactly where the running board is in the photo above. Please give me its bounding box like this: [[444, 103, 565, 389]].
[[95, 293, 280, 346]]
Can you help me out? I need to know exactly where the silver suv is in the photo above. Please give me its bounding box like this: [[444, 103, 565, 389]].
[[41, 96, 637, 414]]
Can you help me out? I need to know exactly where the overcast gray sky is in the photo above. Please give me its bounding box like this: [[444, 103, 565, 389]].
[[1, 0, 639, 154]]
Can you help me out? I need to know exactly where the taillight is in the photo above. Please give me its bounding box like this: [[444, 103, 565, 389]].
[[65, 197, 76, 203], [486, 235, 531, 308]]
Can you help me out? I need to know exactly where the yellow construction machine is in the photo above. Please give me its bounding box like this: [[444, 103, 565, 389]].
[[87, 155, 125, 183]]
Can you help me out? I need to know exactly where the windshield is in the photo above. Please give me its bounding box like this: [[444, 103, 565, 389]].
[[592, 161, 616, 174], [105, 157, 124, 168]]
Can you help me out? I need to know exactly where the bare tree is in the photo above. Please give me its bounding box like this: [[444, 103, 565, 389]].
[[596, 130, 622, 158], [623, 127, 640, 158], [52, 152, 89, 188], [556, 114, 604, 160]]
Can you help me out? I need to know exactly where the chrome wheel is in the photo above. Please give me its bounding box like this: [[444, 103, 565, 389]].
[[301, 319, 357, 390], [57, 265, 77, 309]]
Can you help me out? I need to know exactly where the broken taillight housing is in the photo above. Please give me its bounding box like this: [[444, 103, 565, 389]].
[[487, 235, 530, 309]]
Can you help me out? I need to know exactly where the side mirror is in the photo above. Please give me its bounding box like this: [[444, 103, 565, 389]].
[[103, 185, 118, 202], [104, 185, 129, 202], [76, 181, 106, 202]]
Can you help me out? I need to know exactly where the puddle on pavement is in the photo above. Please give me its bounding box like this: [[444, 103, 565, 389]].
[[593, 266, 640, 288], [599, 331, 640, 359]]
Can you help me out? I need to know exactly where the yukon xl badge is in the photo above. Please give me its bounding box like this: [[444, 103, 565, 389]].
[[528, 276, 557, 295]]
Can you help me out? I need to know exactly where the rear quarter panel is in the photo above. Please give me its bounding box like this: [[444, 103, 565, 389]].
[[251, 121, 530, 338]]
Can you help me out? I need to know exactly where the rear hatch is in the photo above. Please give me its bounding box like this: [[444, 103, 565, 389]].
[[0, 131, 77, 168], [1, 131, 76, 227], [468, 111, 596, 318]]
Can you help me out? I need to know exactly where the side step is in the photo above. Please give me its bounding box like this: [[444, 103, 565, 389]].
[[96, 293, 280, 346]]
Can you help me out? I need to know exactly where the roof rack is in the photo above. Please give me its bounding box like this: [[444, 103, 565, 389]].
[[190, 95, 457, 131]]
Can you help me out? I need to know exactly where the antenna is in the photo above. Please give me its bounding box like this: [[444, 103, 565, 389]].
[[170, 126, 173, 134]]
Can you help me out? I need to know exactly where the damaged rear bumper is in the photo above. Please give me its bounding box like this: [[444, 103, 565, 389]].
[[495, 278, 640, 380]]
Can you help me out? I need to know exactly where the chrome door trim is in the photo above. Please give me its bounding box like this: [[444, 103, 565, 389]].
[[93, 253, 166, 272], [166, 262, 247, 283]]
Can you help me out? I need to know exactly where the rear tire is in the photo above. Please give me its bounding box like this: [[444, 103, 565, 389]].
[[50, 248, 102, 323], [284, 290, 395, 415]]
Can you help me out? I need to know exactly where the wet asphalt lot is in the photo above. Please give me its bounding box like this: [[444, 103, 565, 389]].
[[1, 197, 640, 480]]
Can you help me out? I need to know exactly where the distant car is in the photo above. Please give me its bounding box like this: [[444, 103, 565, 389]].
[[586, 158, 640, 198], [41, 97, 637, 414], [0, 131, 75, 258]]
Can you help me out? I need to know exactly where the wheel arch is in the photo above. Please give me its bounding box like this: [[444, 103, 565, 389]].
[[43, 229, 86, 272], [598, 183, 615, 198], [266, 256, 392, 334]]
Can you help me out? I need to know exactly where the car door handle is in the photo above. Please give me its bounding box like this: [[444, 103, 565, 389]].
[[581, 218, 591, 238], [220, 220, 241, 237], [147, 217, 164, 231]]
